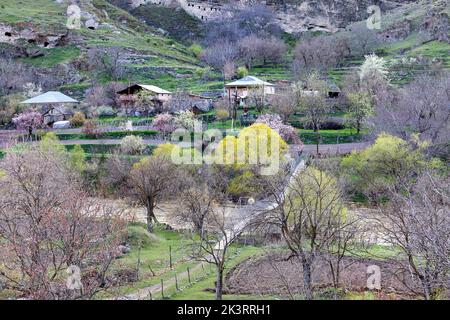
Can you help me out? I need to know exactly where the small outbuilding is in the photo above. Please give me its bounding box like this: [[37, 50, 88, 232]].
[[327, 83, 341, 98]]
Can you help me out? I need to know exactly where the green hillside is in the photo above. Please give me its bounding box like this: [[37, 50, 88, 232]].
[[0, 0, 212, 93], [0, 0, 448, 94]]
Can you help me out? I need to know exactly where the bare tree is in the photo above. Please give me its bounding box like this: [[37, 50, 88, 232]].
[[323, 217, 359, 297], [178, 183, 216, 240], [345, 23, 380, 56], [0, 58, 35, 96], [269, 90, 298, 123], [85, 85, 116, 108], [88, 46, 126, 82], [376, 171, 450, 299], [248, 86, 267, 114], [296, 73, 330, 153], [174, 165, 229, 240], [371, 72, 450, 145], [293, 35, 350, 74], [129, 155, 179, 233], [201, 41, 238, 85], [260, 36, 287, 65], [204, 4, 281, 45], [101, 152, 134, 196], [238, 35, 261, 70], [223, 61, 236, 82], [0, 147, 125, 299], [190, 203, 252, 300], [239, 35, 287, 69]]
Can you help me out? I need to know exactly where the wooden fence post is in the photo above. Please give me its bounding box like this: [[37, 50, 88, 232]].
[[169, 245, 173, 269], [187, 267, 191, 284], [175, 272, 179, 291], [136, 241, 142, 281], [161, 279, 164, 299]]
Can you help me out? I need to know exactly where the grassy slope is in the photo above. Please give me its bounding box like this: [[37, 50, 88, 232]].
[[129, 3, 204, 44], [330, 0, 450, 86], [0, 0, 206, 89], [101, 222, 266, 300], [1, 1, 448, 95], [0, 0, 65, 27]]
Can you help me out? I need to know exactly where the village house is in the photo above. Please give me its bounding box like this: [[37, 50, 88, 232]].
[[225, 76, 276, 103], [116, 84, 172, 116], [20, 91, 79, 126]]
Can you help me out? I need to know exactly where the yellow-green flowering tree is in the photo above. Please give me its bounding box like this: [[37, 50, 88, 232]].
[[341, 133, 442, 202], [213, 124, 288, 174]]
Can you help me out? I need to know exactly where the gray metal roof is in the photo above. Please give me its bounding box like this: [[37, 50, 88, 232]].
[[328, 83, 341, 93], [21, 91, 78, 104], [226, 76, 274, 87]]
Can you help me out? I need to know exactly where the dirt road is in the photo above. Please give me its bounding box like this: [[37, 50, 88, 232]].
[[302, 142, 370, 155]]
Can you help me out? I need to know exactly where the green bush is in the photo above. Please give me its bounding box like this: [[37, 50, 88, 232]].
[[227, 171, 258, 201], [299, 131, 363, 144], [56, 130, 159, 141], [96, 106, 117, 117], [127, 224, 161, 247], [188, 43, 203, 58], [69, 144, 86, 172], [70, 112, 86, 127], [237, 66, 249, 78]]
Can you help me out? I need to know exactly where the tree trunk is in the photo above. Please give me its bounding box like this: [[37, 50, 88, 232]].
[[146, 197, 156, 233], [215, 267, 224, 300], [313, 122, 318, 132], [302, 262, 313, 300], [146, 208, 154, 233]]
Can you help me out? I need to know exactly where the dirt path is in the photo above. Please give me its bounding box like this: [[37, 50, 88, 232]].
[[302, 142, 370, 155]]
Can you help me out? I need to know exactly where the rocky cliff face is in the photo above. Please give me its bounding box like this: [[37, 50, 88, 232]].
[[266, 0, 414, 33], [125, 0, 416, 33]]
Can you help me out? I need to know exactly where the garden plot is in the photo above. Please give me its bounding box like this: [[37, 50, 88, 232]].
[[225, 252, 433, 299]]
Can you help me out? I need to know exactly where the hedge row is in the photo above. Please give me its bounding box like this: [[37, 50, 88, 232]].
[[56, 130, 160, 141], [63, 144, 156, 155]]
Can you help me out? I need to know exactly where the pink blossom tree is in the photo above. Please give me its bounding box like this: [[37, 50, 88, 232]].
[[12, 109, 43, 138], [152, 113, 176, 138], [256, 114, 302, 145]]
